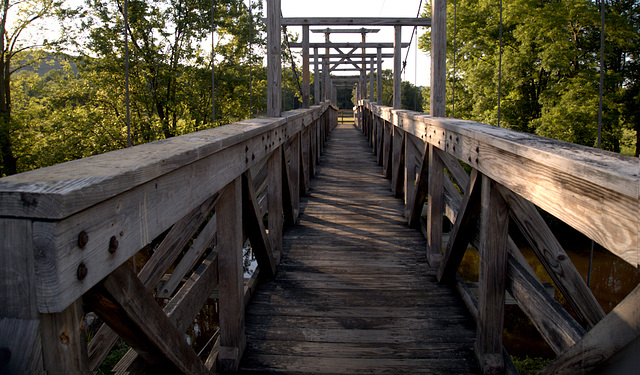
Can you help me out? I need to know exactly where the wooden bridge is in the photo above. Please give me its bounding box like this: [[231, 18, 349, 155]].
[[1, 1, 640, 374]]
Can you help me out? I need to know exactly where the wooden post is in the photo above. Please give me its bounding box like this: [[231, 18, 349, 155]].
[[267, 0, 281, 117], [0, 218, 45, 373], [369, 57, 374, 101], [393, 25, 402, 109], [217, 178, 246, 372], [40, 299, 89, 372], [475, 175, 509, 374], [377, 48, 383, 104], [431, 0, 446, 116], [314, 48, 320, 104], [268, 147, 283, 263], [302, 25, 310, 109], [324, 32, 331, 102], [361, 31, 367, 101], [426, 145, 444, 267]]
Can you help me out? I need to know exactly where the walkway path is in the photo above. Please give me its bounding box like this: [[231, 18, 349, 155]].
[[240, 124, 479, 374]]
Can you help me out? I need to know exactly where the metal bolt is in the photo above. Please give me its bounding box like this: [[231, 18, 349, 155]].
[[77, 263, 88, 280], [78, 231, 88, 249], [108, 236, 119, 254]]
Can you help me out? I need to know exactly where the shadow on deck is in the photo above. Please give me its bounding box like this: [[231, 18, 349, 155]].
[[240, 124, 479, 374]]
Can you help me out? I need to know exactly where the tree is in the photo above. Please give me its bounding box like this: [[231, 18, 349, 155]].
[[419, 0, 640, 153], [0, 0, 67, 176]]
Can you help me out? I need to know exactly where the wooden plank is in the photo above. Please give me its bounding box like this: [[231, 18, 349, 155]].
[[475, 175, 509, 374], [157, 213, 217, 299], [497, 184, 606, 329], [437, 169, 481, 284], [430, 0, 446, 117], [40, 299, 89, 372], [281, 18, 432, 26], [266, 0, 281, 117], [404, 133, 419, 213], [426, 144, 444, 267], [113, 251, 220, 373], [216, 178, 246, 372], [506, 255, 586, 355], [242, 171, 277, 278], [539, 283, 640, 375], [84, 263, 208, 374]]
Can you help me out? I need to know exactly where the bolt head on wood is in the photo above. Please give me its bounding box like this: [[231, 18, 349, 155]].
[[108, 236, 119, 254], [77, 263, 88, 281], [78, 231, 89, 248]]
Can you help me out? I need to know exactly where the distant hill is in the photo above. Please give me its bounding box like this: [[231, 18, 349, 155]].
[[16, 53, 79, 76]]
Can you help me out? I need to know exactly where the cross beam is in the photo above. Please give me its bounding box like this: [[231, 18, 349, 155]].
[[290, 42, 410, 49], [281, 17, 432, 27], [311, 28, 380, 34]]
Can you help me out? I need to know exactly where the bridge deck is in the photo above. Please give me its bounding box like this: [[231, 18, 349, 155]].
[[240, 124, 479, 374]]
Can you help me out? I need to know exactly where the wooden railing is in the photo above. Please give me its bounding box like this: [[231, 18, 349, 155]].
[[356, 100, 639, 375], [0, 102, 337, 373]]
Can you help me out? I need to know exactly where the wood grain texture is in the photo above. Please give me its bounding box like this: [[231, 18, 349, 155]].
[[497, 184, 605, 329], [112, 251, 219, 373], [539, 283, 640, 375], [475, 176, 509, 374], [426, 144, 444, 267], [240, 124, 478, 374], [280, 18, 432, 26], [266, 0, 281, 117], [393, 25, 402, 109], [216, 178, 246, 372], [430, 0, 447, 117], [40, 299, 88, 372], [437, 169, 481, 284], [242, 171, 276, 279]]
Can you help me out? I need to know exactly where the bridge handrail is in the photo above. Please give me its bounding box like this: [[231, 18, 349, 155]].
[[360, 99, 639, 267], [357, 99, 639, 374], [0, 102, 337, 373]]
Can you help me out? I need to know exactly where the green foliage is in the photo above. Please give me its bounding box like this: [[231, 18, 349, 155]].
[[419, 0, 640, 154], [511, 355, 553, 375]]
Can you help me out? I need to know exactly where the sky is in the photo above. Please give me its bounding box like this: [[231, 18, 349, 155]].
[[270, 0, 431, 87]]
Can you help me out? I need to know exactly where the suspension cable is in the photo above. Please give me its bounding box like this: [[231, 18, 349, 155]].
[[280, 16, 304, 102], [401, 0, 424, 76], [497, 0, 503, 127], [452, 0, 457, 118], [124, 0, 131, 147]]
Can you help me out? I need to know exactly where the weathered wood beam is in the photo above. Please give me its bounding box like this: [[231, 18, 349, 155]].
[[430, 0, 446, 117], [497, 185, 606, 329], [426, 145, 444, 267], [268, 147, 284, 263], [474, 176, 509, 374], [84, 263, 208, 374], [281, 146, 297, 227], [539, 283, 640, 375], [506, 255, 586, 355], [112, 250, 219, 373], [289, 42, 410, 49], [157, 212, 217, 299], [40, 299, 89, 372], [393, 25, 402, 109], [216, 178, 246, 372], [242, 171, 276, 278], [311, 28, 380, 34], [391, 128, 405, 198], [407, 141, 428, 229], [267, 0, 281, 116], [437, 169, 482, 284], [281, 17, 432, 26], [302, 25, 310, 109]]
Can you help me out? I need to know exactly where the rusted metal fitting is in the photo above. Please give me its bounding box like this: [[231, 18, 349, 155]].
[[78, 231, 89, 249], [108, 236, 119, 254], [77, 263, 88, 280]]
